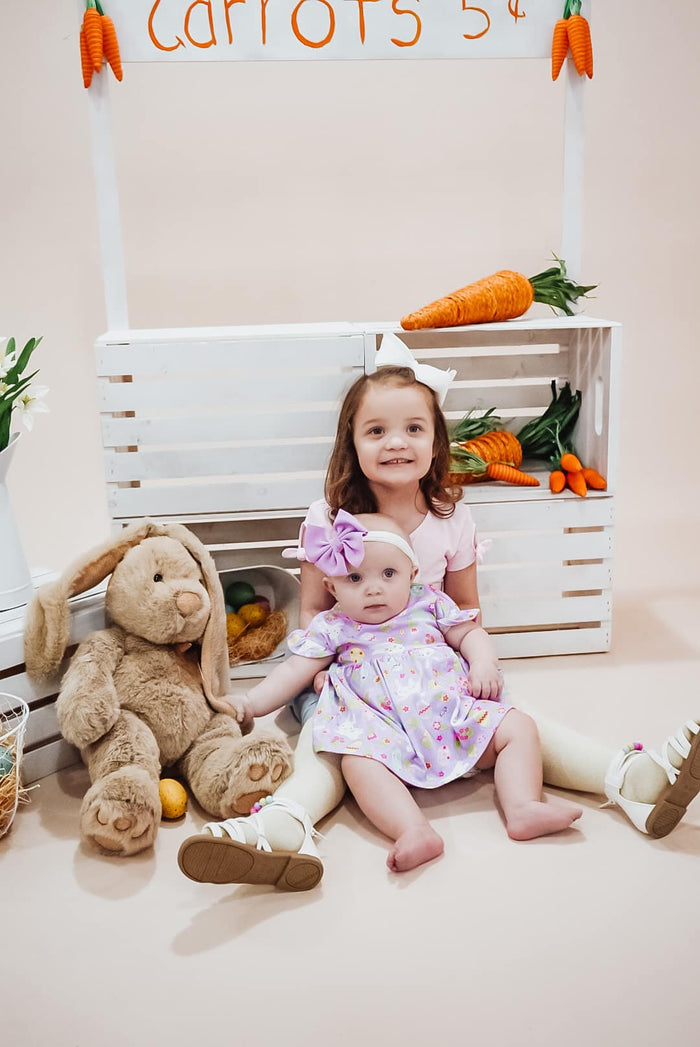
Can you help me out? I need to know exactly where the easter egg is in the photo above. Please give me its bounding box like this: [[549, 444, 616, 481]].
[[226, 611, 247, 640], [159, 778, 188, 819], [0, 745, 13, 779], [224, 579, 256, 612], [238, 602, 269, 627], [253, 595, 271, 614]]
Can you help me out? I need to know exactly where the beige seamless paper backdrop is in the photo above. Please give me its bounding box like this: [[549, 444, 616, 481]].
[[1, 1, 699, 596]]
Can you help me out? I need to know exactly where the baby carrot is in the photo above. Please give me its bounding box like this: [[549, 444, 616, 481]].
[[560, 452, 582, 472], [79, 28, 93, 88], [101, 13, 123, 82], [549, 470, 566, 493], [581, 467, 606, 490], [487, 463, 540, 487], [566, 470, 588, 497], [83, 2, 103, 72], [551, 18, 569, 81]]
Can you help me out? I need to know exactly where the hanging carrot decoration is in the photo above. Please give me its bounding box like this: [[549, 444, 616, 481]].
[[100, 10, 123, 82], [551, 18, 569, 81], [551, 0, 593, 82], [401, 257, 595, 331], [79, 28, 94, 89], [82, 1, 103, 73]]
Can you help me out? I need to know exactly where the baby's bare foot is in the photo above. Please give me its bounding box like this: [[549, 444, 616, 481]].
[[387, 825, 444, 872], [506, 799, 582, 841]]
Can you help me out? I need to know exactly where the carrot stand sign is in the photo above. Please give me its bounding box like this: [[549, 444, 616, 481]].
[[104, 0, 568, 62]]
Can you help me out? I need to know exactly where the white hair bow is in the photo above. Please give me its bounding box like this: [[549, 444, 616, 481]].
[[374, 332, 456, 406]]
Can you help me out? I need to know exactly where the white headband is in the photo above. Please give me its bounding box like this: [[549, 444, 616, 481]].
[[374, 332, 456, 407], [362, 530, 419, 571]]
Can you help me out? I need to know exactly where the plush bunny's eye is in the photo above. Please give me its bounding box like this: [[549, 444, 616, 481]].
[[153, 573, 163, 582]]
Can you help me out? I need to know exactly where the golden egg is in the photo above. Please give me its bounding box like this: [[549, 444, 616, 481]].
[[226, 612, 247, 640], [159, 778, 188, 819], [238, 602, 269, 627]]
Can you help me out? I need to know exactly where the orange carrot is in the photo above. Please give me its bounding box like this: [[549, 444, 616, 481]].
[[560, 452, 582, 472], [401, 258, 596, 331], [551, 18, 569, 81], [581, 467, 606, 490], [566, 14, 591, 77], [566, 470, 587, 497], [101, 14, 123, 82], [83, 4, 103, 72], [487, 463, 540, 487], [549, 469, 566, 493], [461, 431, 523, 469], [79, 28, 93, 88]]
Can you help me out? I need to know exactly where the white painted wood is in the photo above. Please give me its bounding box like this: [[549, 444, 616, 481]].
[[102, 410, 341, 448], [96, 336, 365, 375], [478, 529, 612, 566], [104, 441, 333, 482], [0, 667, 64, 706], [561, 60, 586, 280], [87, 65, 129, 331], [108, 475, 326, 518], [495, 625, 611, 659], [477, 562, 612, 599], [483, 594, 610, 629], [104, 1, 564, 62], [24, 702, 60, 750], [470, 496, 613, 531], [22, 738, 79, 785]]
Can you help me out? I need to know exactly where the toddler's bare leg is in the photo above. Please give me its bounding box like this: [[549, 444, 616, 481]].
[[479, 710, 583, 840], [342, 755, 443, 872]]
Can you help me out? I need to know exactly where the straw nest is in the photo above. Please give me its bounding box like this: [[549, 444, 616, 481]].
[[227, 610, 288, 666], [0, 736, 29, 838]]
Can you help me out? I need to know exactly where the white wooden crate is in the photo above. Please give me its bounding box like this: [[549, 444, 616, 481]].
[[96, 314, 620, 658], [0, 587, 106, 783]]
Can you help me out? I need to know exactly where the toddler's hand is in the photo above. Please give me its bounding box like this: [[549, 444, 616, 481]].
[[313, 670, 329, 695], [467, 661, 503, 701]]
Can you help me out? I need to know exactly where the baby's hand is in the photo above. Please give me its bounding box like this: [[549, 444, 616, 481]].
[[220, 694, 255, 734], [313, 670, 329, 695], [467, 661, 503, 701]]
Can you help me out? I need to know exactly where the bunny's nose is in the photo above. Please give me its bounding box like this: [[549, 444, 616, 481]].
[[176, 591, 202, 616]]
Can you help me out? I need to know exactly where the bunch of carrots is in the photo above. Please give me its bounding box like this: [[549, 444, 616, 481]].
[[400, 256, 595, 332], [80, 0, 123, 89], [551, 0, 593, 81], [448, 383, 607, 494]]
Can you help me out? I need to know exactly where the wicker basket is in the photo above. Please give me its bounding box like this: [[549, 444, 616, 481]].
[[0, 692, 29, 839]]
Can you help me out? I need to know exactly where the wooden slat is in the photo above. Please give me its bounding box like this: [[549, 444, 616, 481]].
[[108, 475, 326, 518], [0, 666, 63, 704], [495, 625, 611, 659], [21, 738, 79, 784], [96, 335, 365, 375], [470, 496, 613, 532], [478, 529, 613, 565], [98, 371, 357, 412], [104, 440, 333, 482], [478, 562, 611, 598], [483, 593, 610, 629], [24, 701, 60, 749], [102, 408, 340, 448]]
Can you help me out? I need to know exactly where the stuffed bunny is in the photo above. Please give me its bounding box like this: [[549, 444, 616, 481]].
[[23, 519, 293, 856]]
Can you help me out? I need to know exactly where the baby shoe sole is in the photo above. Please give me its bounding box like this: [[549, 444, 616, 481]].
[[645, 728, 700, 839]]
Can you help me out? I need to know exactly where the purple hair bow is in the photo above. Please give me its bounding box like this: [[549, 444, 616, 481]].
[[303, 509, 368, 576]]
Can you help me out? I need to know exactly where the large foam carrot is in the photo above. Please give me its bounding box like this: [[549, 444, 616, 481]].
[[401, 257, 596, 331], [567, 13, 592, 77]]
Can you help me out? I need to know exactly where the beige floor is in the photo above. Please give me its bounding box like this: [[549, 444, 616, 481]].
[[3, 586, 700, 1047]]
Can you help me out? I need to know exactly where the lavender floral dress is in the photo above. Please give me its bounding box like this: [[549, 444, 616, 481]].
[[288, 584, 511, 788]]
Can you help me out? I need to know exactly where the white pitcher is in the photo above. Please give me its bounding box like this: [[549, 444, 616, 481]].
[[0, 433, 34, 611]]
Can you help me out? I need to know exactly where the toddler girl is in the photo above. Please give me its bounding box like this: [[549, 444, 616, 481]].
[[233, 511, 583, 872]]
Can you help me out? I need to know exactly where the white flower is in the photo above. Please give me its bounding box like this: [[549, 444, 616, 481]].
[[15, 385, 50, 431], [0, 347, 16, 380]]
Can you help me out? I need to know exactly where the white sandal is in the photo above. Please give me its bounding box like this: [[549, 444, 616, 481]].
[[604, 721, 700, 838], [177, 796, 323, 891]]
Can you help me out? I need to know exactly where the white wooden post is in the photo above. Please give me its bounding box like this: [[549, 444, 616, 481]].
[[87, 69, 129, 331], [561, 60, 586, 281]]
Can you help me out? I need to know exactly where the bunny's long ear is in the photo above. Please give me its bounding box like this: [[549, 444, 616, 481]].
[[23, 519, 161, 681], [146, 521, 230, 706]]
